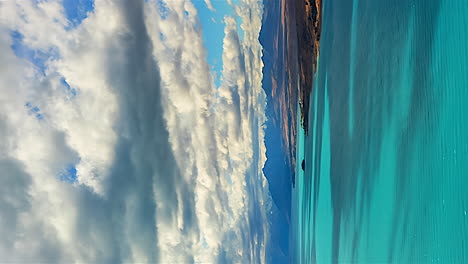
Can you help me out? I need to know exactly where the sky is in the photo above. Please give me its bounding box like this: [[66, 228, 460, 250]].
[[0, 0, 291, 263]]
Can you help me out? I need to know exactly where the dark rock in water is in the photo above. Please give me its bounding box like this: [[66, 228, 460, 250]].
[[301, 159, 305, 171]]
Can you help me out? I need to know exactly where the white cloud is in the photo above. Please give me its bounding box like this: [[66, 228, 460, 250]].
[[0, 0, 270, 262], [205, 0, 216, 12]]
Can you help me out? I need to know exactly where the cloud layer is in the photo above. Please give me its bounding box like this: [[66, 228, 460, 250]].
[[0, 0, 270, 263]]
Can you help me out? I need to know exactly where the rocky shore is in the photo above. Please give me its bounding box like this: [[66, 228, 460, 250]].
[[295, 0, 322, 134], [259, 0, 322, 188]]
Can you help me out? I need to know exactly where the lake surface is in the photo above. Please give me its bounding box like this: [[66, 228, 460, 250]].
[[291, 0, 468, 263]]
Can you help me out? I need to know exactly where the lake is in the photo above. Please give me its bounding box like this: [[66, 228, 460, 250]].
[[291, 0, 468, 263]]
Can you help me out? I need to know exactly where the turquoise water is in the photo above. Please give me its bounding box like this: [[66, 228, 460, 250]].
[[291, 0, 468, 263]]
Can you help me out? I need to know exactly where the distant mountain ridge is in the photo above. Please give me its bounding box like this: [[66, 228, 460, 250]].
[[259, 0, 295, 261], [259, 0, 323, 262]]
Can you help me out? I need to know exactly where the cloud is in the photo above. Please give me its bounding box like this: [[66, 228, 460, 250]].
[[0, 0, 270, 263], [205, 0, 216, 12]]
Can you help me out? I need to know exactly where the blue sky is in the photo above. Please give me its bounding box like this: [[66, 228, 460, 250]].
[[192, 0, 245, 87], [193, 0, 233, 87], [62, 0, 94, 28]]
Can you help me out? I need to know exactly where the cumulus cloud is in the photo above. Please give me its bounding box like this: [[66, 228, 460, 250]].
[[0, 0, 269, 262]]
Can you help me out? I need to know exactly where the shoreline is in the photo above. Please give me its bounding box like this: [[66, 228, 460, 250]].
[[295, 0, 322, 135]]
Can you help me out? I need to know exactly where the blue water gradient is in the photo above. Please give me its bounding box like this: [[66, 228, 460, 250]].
[[292, 0, 468, 263]]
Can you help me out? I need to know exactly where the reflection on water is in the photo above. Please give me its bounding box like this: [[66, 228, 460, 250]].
[[292, 0, 468, 263]]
